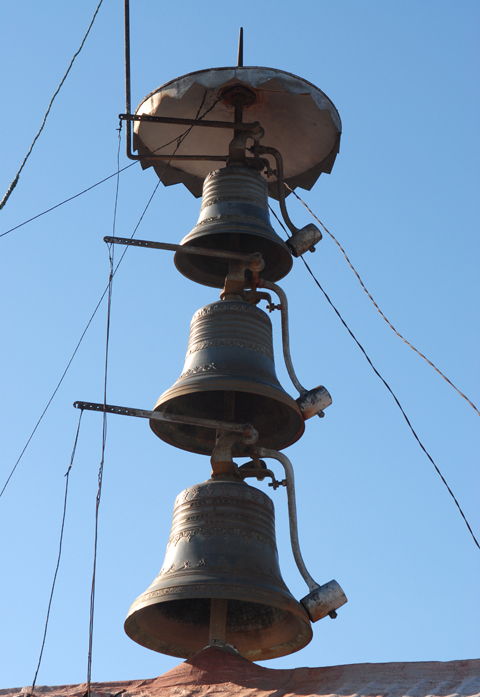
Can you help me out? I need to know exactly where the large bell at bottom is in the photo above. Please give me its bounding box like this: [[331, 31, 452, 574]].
[[150, 299, 305, 455], [124, 478, 312, 660]]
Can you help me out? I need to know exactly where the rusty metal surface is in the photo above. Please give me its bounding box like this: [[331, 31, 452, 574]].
[[124, 479, 312, 661], [5, 652, 479, 696], [132, 66, 341, 198], [150, 300, 304, 455]]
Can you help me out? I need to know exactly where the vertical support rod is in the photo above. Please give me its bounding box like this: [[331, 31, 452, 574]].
[[237, 27, 243, 67], [209, 598, 228, 642], [124, 0, 132, 149]]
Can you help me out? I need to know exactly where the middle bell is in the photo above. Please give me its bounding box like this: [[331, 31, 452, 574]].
[[150, 299, 305, 455]]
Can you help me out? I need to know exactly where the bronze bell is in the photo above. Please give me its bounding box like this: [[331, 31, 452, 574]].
[[174, 166, 293, 288], [150, 299, 305, 455], [124, 478, 312, 660]]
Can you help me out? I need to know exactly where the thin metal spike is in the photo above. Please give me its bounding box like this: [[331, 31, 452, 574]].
[[237, 27, 243, 67]]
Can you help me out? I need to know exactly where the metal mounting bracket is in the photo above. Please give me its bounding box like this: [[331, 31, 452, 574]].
[[73, 401, 258, 441], [120, 113, 263, 133], [120, 113, 264, 164], [103, 236, 264, 269]]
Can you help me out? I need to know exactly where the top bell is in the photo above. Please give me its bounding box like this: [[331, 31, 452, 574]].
[[174, 166, 293, 288]]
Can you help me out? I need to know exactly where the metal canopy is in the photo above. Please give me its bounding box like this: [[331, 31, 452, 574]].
[[133, 67, 342, 198]]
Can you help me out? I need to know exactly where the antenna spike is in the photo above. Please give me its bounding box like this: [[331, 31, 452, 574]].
[[237, 27, 243, 67]]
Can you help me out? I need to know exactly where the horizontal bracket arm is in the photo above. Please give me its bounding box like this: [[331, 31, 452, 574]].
[[103, 237, 264, 270], [73, 401, 258, 440], [119, 113, 263, 134]]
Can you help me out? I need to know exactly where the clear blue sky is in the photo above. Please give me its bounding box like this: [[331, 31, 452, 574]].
[[1, 0, 479, 688]]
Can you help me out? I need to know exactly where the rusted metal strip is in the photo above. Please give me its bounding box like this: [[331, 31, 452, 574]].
[[103, 236, 263, 265], [73, 401, 257, 438], [137, 154, 227, 162], [119, 113, 262, 132]]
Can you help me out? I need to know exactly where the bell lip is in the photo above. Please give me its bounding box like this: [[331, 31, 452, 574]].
[[155, 379, 303, 410], [150, 382, 305, 455], [174, 227, 293, 290], [124, 584, 313, 661], [174, 233, 293, 289]]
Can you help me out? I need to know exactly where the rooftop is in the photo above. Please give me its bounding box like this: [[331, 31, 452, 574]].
[[3, 647, 479, 697]]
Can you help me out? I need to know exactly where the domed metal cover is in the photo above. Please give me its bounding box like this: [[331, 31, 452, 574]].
[[150, 300, 305, 455], [133, 66, 342, 198], [174, 166, 293, 287], [124, 479, 312, 660]]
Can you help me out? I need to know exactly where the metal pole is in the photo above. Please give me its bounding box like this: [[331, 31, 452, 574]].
[[124, 0, 131, 115], [124, 0, 132, 154]]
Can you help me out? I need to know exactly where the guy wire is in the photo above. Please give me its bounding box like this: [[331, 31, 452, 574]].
[[84, 91, 215, 693], [1, 0, 105, 210], [2, 94, 221, 239], [269, 203, 479, 551], [0, 91, 218, 499], [86, 243, 113, 696], [285, 184, 479, 418], [28, 409, 84, 696]]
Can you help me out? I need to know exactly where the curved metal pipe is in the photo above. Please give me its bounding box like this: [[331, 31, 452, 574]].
[[256, 145, 298, 236], [257, 447, 318, 592], [260, 280, 306, 395]]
